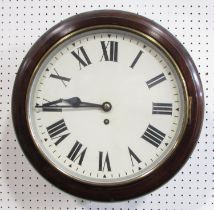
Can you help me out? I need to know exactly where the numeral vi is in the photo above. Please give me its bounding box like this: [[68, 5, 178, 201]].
[[98, 151, 111, 171]]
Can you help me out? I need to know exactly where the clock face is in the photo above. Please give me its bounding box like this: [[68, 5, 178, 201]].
[[27, 28, 187, 185]]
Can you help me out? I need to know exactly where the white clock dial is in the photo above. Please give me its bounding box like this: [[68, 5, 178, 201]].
[[27, 28, 187, 185]]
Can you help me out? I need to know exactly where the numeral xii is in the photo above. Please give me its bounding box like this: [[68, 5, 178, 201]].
[[100, 41, 118, 62]]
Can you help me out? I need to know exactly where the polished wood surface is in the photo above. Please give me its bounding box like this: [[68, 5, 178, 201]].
[[12, 10, 204, 201]]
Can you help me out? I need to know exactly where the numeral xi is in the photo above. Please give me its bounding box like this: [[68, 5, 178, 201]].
[[71, 46, 91, 69]]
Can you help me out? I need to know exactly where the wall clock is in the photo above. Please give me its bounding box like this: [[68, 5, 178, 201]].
[[12, 10, 204, 201]]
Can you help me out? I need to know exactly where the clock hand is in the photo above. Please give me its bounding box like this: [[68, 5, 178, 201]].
[[63, 97, 112, 112], [35, 97, 112, 112]]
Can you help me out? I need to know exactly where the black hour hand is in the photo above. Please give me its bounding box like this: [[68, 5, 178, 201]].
[[63, 97, 102, 108], [63, 97, 112, 112], [35, 97, 112, 112]]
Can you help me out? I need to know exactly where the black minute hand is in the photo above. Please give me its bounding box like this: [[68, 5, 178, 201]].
[[35, 97, 112, 112]]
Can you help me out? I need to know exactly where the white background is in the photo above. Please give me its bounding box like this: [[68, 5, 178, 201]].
[[0, 0, 213, 209]]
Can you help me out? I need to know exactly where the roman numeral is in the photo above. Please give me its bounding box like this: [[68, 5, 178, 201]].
[[141, 124, 166, 147], [46, 119, 70, 145], [146, 73, 166, 88], [71, 46, 91, 69], [50, 68, 71, 87], [130, 50, 143, 68], [152, 103, 173, 115], [98, 152, 111, 171], [100, 41, 118, 62], [128, 147, 141, 166], [67, 141, 87, 166]]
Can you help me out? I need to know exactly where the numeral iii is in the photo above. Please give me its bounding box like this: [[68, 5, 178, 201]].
[[152, 103, 173, 115]]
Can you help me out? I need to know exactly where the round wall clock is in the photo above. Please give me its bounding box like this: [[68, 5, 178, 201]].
[[12, 10, 204, 201]]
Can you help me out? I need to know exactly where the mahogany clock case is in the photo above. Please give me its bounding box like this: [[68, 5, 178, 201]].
[[12, 10, 204, 201]]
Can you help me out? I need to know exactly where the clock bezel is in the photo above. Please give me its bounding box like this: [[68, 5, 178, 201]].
[[26, 25, 189, 186], [12, 10, 204, 201]]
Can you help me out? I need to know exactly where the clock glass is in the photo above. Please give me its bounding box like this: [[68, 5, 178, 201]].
[[27, 27, 187, 185]]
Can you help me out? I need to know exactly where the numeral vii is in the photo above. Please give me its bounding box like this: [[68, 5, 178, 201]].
[[98, 152, 111, 171], [46, 119, 70, 145], [141, 124, 165, 147], [100, 41, 118, 62], [152, 103, 173, 115], [67, 141, 87, 166], [71, 46, 92, 69]]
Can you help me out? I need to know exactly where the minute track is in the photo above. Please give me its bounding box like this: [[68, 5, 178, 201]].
[[32, 29, 184, 184]]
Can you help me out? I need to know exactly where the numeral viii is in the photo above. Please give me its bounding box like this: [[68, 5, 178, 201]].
[[46, 119, 70, 145]]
